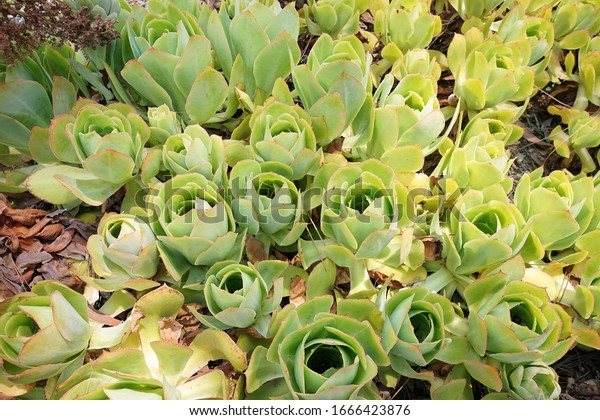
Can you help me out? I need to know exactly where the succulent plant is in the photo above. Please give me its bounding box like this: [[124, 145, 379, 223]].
[[315, 159, 405, 258], [374, 0, 442, 53], [548, 107, 600, 173], [230, 160, 307, 247], [304, 0, 365, 38], [464, 274, 574, 364], [189, 260, 288, 336], [198, 1, 301, 106], [292, 34, 372, 146], [26, 101, 150, 206], [448, 27, 535, 116], [160, 125, 227, 185], [515, 168, 596, 251], [137, 173, 245, 285], [377, 286, 455, 385], [0, 282, 92, 386], [239, 99, 320, 181], [246, 296, 389, 399], [86, 213, 160, 291], [358, 73, 445, 160], [55, 286, 247, 400]]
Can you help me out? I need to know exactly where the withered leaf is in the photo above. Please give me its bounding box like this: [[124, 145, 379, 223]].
[[43, 228, 76, 254], [15, 251, 52, 270], [246, 235, 267, 264], [159, 318, 183, 344]]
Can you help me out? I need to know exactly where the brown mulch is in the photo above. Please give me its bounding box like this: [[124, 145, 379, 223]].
[[0, 194, 95, 299]]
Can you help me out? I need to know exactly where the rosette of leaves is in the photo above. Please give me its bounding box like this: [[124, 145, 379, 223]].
[[495, 6, 554, 87], [55, 286, 247, 400], [494, 362, 561, 400], [552, 0, 600, 51], [121, 0, 204, 61], [373, 0, 441, 53], [138, 173, 245, 285], [447, 0, 511, 29], [303, 0, 366, 38], [464, 274, 574, 365], [434, 111, 521, 193], [292, 34, 372, 146], [316, 159, 404, 259], [443, 197, 542, 276], [0, 281, 92, 388], [377, 286, 455, 386], [447, 27, 535, 116], [121, 23, 236, 125], [147, 104, 182, 145], [86, 213, 161, 292], [198, 1, 301, 105], [0, 46, 82, 156], [145, 124, 228, 186], [515, 168, 596, 252], [358, 73, 445, 161], [189, 260, 288, 336], [567, 37, 600, 109], [548, 107, 600, 173], [245, 296, 389, 399], [232, 99, 320, 181], [220, 0, 277, 18], [372, 46, 443, 84], [522, 264, 600, 351], [26, 101, 150, 206], [229, 160, 307, 247]]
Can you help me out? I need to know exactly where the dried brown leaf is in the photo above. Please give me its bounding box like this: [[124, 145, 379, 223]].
[[246, 235, 267, 264], [15, 251, 52, 270], [159, 318, 183, 344], [43, 228, 75, 254]]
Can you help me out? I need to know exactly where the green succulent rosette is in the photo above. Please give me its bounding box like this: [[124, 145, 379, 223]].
[[444, 197, 541, 276], [245, 99, 320, 181], [317, 159, 407, 259], [26, 101, 150, 206], [447, 27, 535, 117], [464, 275, 574, 365], [55, 286, 247, 400], [485, 362, 561, 400], [515, 168, 596, 252], [377, 287, 455, 385], [552, 0, 600, 51], [147, 104, 182, 145], [292, 34, 372, 146], [375, 0, 441, 53], [198, 1, 301, 105], [0, 281, 92, 386], [304, 0, 365, 38], [189, 260, 288, 336], [359, 73, 444, 161], [549, 107, 600, 173], [121, 19, 237, 126], [230, 160, 307, 248], [435, 111, 521, 194], [86, 213, 161, 292], [245, 296, 389, 399], [139, 173, 245, 284], [495, 6, 554, 87], [162, 125, 227, 185]]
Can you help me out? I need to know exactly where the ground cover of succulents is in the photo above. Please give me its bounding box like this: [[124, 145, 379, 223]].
[[1, 0, 600, 401]]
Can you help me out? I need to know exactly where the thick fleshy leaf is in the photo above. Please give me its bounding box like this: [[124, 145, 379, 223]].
[[186, 67, 229, 125]]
